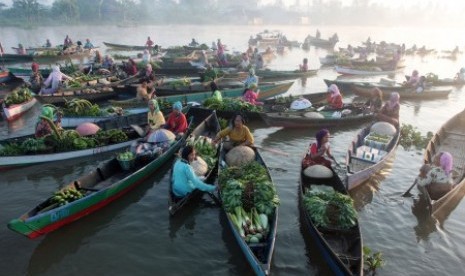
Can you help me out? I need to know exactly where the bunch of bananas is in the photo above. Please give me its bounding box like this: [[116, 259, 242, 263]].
[[64, 99, 101, 116]]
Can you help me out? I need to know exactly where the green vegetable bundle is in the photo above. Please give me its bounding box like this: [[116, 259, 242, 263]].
[[4, 87, 33, 107], [203, 98, 263, 112], [186, 135, 217, 169]]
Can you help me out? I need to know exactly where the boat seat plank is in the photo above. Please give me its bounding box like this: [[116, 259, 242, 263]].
[[92, 172, 127, 190]]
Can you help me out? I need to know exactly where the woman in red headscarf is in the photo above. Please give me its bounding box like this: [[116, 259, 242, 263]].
[[28, 62, 43, 93], [377, 92, 400, 126]]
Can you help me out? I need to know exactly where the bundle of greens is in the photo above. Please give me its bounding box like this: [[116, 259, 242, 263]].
[[203, 98, 263, 112]]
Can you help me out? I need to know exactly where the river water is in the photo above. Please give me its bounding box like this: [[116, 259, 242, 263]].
[[1, 25, 465, 276]]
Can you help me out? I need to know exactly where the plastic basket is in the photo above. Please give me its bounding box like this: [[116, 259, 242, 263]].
[[117, 157, 135, 170]]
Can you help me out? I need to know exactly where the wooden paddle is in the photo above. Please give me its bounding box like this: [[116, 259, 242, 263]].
[[254, 145, 289, 157], [130, 124, 146, 137], [402, 179, 419, 197], [330, 155, 342, 168]]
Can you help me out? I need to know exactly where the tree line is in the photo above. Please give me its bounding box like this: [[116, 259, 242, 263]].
[[0, 0, 460, 27]]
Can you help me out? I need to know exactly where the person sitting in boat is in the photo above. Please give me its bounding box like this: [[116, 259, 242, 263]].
[[377, 92, 400, 127], [243, 68, 259, 88], [163, 101, 188, 137], [140, 64, 159, 85], [94, 50, 103, 64], [145, 36, 154, 50], [404, 70, 420, 87], [238, 53, 250, 71], [35, 106, 61, 138], [216, 39, 228, 67], [213, 113, 254, 151], [189, 38, 199, 47], [210, 81, 222, 102], [125, 58, 138, 76], [315, 29, 321, 39], [147, 99, 165, 132], [301, 128, 334, 169], [28, 62, 44, 93], [45, 39, 52, 48], [172, 145, 216, 198], [326, 84, 344, 109], [17, 43, 26, 55], [142, 49, 151, 64], [102, 55, 115, 71], [455, 67, 465, 81], [63, 35, 73, 50], [242, 83, 263, 106], [83, 38, 94, 49], [255, 54, 264, 70], [416, 151, 454, 200], [39, 65, 73, 95], [299, 58, 309, 72], [415, 76, 427, 93], [330, 33, 339, 42], [136, 81, 155, 102], [364, 87, 383, 113]]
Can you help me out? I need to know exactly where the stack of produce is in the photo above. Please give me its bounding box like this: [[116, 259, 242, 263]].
[[4, 87, 33, 107], [203, 98, 263, 112], [186, 135, 218, 173], [303, 187, 357, 230], [219, 161, 279, 244], [50, 188, 84, 207], [45, 100, 124, 117]]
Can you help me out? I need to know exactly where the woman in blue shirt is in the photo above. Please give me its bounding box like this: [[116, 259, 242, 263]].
[[172, 145, 216, 197]]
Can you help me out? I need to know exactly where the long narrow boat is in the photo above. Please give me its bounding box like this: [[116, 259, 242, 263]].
[[168, 111, 220, 215], [8, 67, 52, 79], [335, 66, 402, 76], [0, 53, 34, 63], [222, 69, 318, 82], [0, 69, 13, 83], [350, 83, 452, 100], [346, 122, 400, 190], [7, 117, 196, 239], [60, 107, 148, 128], [103, 42, 148, 51], [304, 35, 338, 49], [2, 97, 38, 122], [109, 81, 294, 109], [417, 109, 465, 216], [217, 147, 278, 276], [260, 105, 374, 128], [405, 75, 465, 87], [299, 165, 363, 275]]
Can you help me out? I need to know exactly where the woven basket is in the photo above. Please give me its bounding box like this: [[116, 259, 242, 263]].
[[117, 156, 135, 170]]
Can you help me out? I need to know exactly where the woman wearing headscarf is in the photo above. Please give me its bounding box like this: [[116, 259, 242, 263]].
[[302, 128, 334, 169], [404, 69, 420, 87], [142, 49, 151, 64], [242, 83, 263, 106], [213, 113, 254, 151], [172, 145, 216, 198], [416, 152, 454, 200], [326, 84, 343, 109], [164, 101, 187, 135], [39, 65, 73, 95], [147, 99, 165, 131], [377, 92, 400, 126], [210, 81, 222, 101], [365, 87, 383, 113], [244, 68, 259, 88], [125, 58, 138, 76], [28, 62, 43, 93], [35, 106, 61, 138]]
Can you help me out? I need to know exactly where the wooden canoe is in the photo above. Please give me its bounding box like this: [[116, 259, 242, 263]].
[[7, 118, 194, 239], [0, 117, 145, 170], [8, 67, 52, 79], [109, 81, 294, 109], [168, 110, 221, 216], [260, 106, 374, 128], [60, 107, 148, 128], [346, 123, 400, 190], [405, 75, 465, 87], [103, 42, 148, 51], [222, 69, 318, 82], [417, 109, 465, 216], [216, 147, 278, 276], [335, 66, 402, 76], [350, 83, 452, 100], [304, 35, 338, 49], [0, 70, 14, 83], [299, 166, 363, 275], [2, 97, 38, 122]]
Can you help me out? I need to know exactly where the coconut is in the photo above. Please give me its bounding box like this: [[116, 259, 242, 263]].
[[225, 146, 256, 167], [290, 98, 312, 110], [370, 121, 396, 136], [75, 122, 100, 136], [303, 165, 333, 178], [191, 156, 208, 176], [304, 112, 325, 119]]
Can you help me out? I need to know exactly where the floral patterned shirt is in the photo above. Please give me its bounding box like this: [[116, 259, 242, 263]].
[[416, 166, 453, 187]]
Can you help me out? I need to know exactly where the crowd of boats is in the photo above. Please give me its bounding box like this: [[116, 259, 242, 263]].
[[1, 29, 465, 275]]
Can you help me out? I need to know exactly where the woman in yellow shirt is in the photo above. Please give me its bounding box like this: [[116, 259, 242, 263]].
[[147, 99, 165, 132], [214, 114, 254, 150]]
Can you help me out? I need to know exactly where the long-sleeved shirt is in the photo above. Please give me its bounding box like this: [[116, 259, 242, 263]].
[[172, 159, 215, 197], [165, 112, 188, 134], [217, 126, 254, 145], [148, 111, 165, 130], [326, 94, 343, 109], [416, 166, 453, 187]]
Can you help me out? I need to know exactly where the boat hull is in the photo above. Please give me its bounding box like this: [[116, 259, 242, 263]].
[[351, 84, 452, 100], [2, 98, 38, 122]]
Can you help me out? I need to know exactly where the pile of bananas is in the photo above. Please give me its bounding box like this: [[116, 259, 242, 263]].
[[64, 99, 101, 116], [51, 188, 84, 207]]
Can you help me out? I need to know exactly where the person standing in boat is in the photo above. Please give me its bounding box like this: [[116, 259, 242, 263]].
[[377, 92, 400, 127], [45, 39, 52, 48], [147, 99, 165, 132], [39, 66, 73, 95], [145, 36, 154, 51], [28, 62, 44, 93], [243, 68, 259, 88], [213, 113, 254, 151], [416, 151, 454, 200], [189, 38, 199, 47], [315, 29, 321, 39], [210, 81, 222, 102], [163, 101, 188, 137], [172, 145, 216, 198], [299, 58, 309, 72], [216, 39, 227, 67], [63, 35, 73, 50], [455, 67, 465, 81], [364, 87, 383, 113], [326, 84, 344, 109], [302, 129, 334, 169]]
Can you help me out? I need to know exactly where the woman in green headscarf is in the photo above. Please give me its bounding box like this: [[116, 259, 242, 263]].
[[147, 99, 165, 132], [35, 106, 56, 138]]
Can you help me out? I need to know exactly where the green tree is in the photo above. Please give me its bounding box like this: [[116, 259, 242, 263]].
[[11, 0, 40, 24], [51, 0, 80, 24]]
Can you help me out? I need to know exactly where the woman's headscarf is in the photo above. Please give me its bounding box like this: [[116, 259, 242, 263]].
[[315, 129, 329, 149], [49, 65, 63, 81], [412, 70, 419, 76], [31, 62, 39, 73], [40, 106, 54, 121], [440, 151, 453, 176], [173, 101, 182, 111], [328, 84, 340, 98], [387, 92, 400, 110], [249, 68, 255, 76], [149, 99, 159, 113]]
